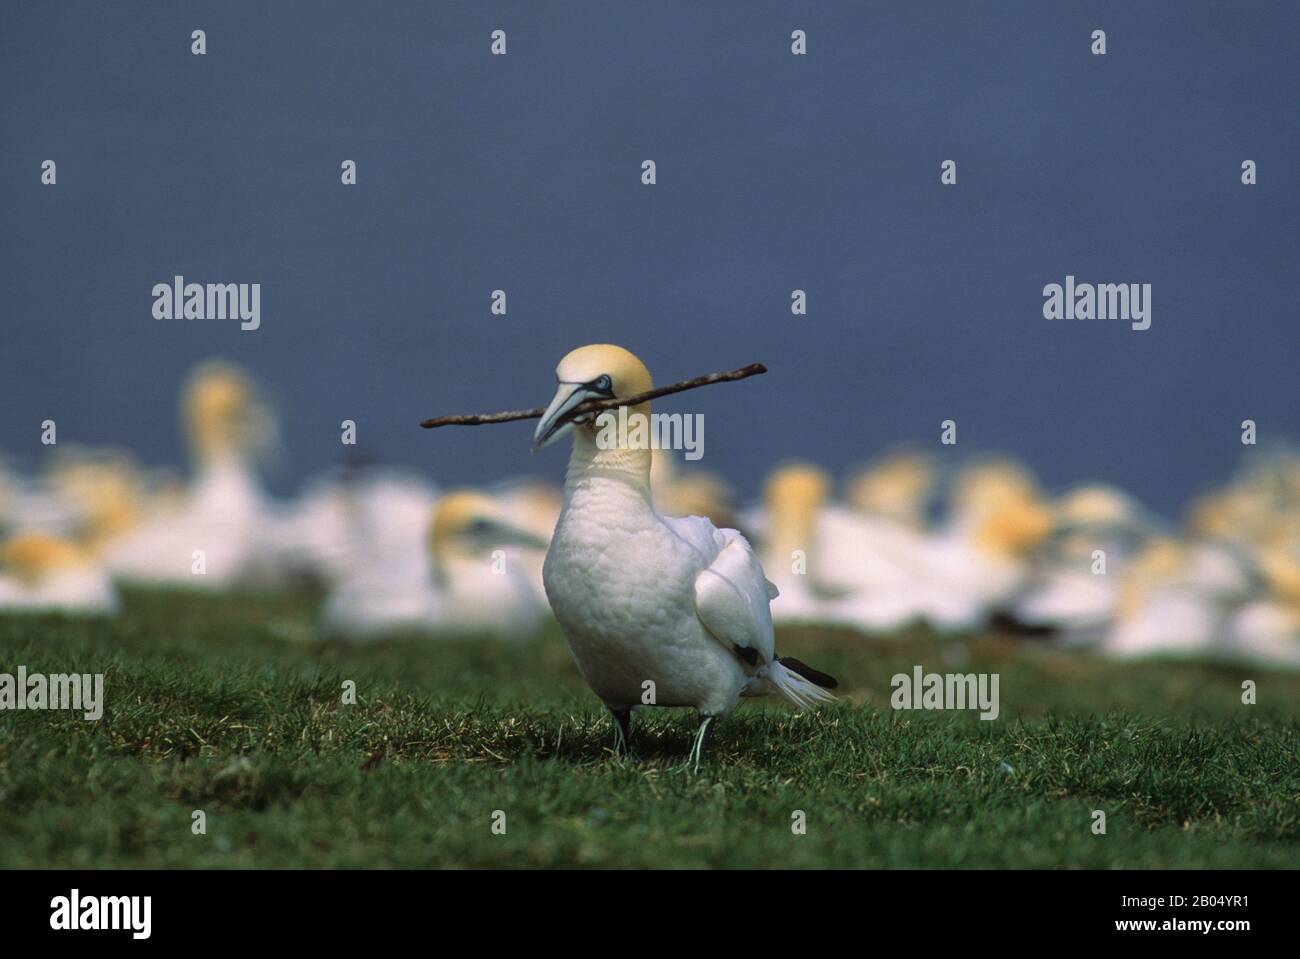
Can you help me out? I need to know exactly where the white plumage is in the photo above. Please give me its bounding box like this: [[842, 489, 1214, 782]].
[[534, 345, 836, 769], [0, 533, 118, 616], [319, 488, 547, 641], [105, 361, 280, 590]]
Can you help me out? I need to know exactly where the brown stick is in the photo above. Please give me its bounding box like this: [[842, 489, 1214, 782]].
[[420, 363, 768, 429]]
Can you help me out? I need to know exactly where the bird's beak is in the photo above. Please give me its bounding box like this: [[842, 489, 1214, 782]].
[[533, 382, 590, 451], [471, 518, 551, 551], [497, 522, 551, 551]]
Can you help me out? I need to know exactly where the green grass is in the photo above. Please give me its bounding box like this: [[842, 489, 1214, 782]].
[[1, 588, 1297, 868]]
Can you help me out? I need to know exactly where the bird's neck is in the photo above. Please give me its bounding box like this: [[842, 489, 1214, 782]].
[[768, 499, 819, 560], [563, 421, 653, 507], [430, 545, 477, 587], [194, 446, 246, 478]]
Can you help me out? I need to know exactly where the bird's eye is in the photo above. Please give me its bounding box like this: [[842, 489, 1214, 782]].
[[594, 375, 612, 392]]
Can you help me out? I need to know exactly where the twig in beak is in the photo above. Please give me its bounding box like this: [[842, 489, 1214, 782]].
[[419, 363, 768, 429]]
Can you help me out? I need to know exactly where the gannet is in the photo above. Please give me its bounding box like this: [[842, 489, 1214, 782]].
[[106, 361, 278, 590], [49, 451, 147, 550], [494, 478, 563, 607], [650, 450, 736, 531], [1103, 537, 1253, 659], [0, 461, 84, 538], [845, 450, 936, 529], [1008, 532, 1120, 643], [0, 531, 118, 616], [917, 459, 1056, 629], [757, 462, 909, 629], [424, 490, 549, 637], [757, 461, 983, 633], [1006, 484, 1155, 641], [320, 489, 547, 640], [0, 454, 146, 616], [533, 345, 837, 770], [275, 465, 439, 587], [1226, 545, 1300, 666], [759, 460, 883, 623]]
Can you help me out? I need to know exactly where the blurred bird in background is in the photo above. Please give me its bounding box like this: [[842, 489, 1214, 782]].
[[319, 488, 548, 641], [104, 360, 280, 589], [0, 355, 1297, 669]]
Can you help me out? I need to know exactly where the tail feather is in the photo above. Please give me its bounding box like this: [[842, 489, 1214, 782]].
[[778, 656, 838, 689], [762, 658, 838, 710]]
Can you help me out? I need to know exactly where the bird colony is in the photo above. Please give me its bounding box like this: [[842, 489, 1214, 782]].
[[3, 349, 1298, 757]]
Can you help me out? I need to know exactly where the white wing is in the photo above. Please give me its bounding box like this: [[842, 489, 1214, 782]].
[[667, 515, 776, 667]]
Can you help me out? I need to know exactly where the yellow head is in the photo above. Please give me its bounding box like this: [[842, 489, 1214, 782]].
[[50, 454, 144, 545], [1256, 547, 1300, 608], [0, 532, 91, 585], [846, 451, 935, 525], [430, 491, 499, 557], [954, 460, 1051, 559], [1056, 485, 1136, 529], [1134, 537, 1188, 578], [1187, 487, 1275, 543], [973, 499, 1055, 559], [428, 490, 549, 566], [765, 461, 830, 513], [1117, 537, 1188, 618], [952, 459, 1041, 521], [533, 344, 653, 451], [764, 461, 830, 551], [182, 360, 267, 463]]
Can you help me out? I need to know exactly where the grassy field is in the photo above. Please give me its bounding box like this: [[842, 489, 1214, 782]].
[[1, 588, 1297, 868]]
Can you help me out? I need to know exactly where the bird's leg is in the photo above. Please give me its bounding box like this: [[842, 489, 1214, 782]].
[[687, 714, 714, 774], [608, 707, 631, 757]]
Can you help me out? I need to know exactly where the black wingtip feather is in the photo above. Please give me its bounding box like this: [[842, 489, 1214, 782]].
[[777, 656, 838, 690]]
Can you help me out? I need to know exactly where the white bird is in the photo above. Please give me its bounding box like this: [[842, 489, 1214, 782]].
[[754, 459, 1053, 634], [757, 461, 946, 633], [649, 449, 736, 531], [320, 489, 548, 641], [533, 344, 837, 770], [1103, 538, 1253, 660], [273, 466, 438, 587], [1008, 484, 1155, 641], [919, 459, 1057, 629], [1010, 556, 1118, 644], [1226, 544, 1300, 666], [0, 461, 84, 539], [493, 478, 563, 607], [106, 361, 279, 590], [844, 449, 936, 529], [0, 532, 118, 616]]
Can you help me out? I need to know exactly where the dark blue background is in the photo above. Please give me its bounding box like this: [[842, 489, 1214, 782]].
[[3, 1, 1296, 514]]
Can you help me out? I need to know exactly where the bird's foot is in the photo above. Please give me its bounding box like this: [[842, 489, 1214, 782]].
[[608, 707, 631, 759], [675, 714, 713, 775]]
